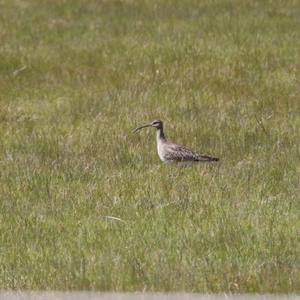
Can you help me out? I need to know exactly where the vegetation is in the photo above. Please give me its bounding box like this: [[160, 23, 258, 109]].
[[0, 0, 299, 292]]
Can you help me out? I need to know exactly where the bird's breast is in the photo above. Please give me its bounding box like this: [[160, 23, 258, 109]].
[[157, 143, 167, 161]]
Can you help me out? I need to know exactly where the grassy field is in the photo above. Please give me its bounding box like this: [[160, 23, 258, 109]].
[[0, 0, 300, 292]]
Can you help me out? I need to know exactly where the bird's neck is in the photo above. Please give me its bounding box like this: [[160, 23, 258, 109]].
[[156, 128, 166, 143]]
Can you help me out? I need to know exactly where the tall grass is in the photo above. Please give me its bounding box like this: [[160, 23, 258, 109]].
[[0, 0, 299, 292]]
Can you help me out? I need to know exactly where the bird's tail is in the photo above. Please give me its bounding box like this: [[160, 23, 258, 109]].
[[196, 155, 219, 162]]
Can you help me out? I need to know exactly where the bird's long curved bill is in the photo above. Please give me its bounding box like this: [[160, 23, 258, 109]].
[[133, 123, 152, 133]]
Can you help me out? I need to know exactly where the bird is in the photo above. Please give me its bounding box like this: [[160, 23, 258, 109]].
[[133, 120, 219, 165]]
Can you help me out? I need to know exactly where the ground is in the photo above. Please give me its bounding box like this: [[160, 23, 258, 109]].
[[0, 0, 300, 292]]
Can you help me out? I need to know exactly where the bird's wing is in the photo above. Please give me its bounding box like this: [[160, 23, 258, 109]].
[[165, 143, 218, 162]]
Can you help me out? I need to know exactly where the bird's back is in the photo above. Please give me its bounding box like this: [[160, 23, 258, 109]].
[[159, 142, 219, 163]]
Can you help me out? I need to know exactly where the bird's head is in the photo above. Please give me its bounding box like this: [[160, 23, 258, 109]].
[[133, 120, 163, 132]]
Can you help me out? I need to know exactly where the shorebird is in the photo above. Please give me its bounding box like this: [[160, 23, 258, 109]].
[[133, 120, 219, 165]]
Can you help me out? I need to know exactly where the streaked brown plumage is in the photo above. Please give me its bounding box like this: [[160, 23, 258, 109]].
[[133, 120, 219, 165]]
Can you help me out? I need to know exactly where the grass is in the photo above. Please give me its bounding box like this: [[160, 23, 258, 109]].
[[0, 0, 300, 292]]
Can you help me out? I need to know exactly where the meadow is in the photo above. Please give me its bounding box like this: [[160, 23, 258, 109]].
[[0, 0, 300, 292]]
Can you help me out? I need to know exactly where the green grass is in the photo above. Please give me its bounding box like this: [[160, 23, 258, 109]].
[[0, 0, 300, 292]]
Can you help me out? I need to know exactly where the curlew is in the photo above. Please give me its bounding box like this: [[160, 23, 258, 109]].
[[133, 120, 219, 165]]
